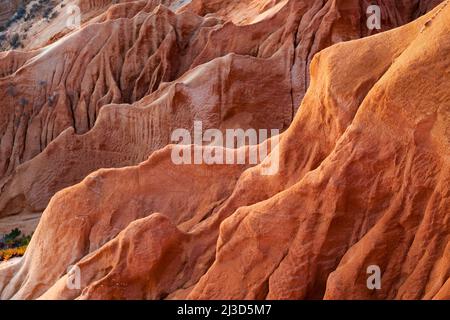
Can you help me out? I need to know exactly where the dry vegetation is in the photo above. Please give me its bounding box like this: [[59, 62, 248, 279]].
[[0, 246, 27, 261], [0, 0, 60, 50]]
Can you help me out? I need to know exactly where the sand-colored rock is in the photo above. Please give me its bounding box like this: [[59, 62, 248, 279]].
[[0, 0, 448, 300]]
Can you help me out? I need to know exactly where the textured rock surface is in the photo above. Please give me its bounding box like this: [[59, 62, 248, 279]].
[[0, 0, 441, 233], [0, 0, 449, 300]]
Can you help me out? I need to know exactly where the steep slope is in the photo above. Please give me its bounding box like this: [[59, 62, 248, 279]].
[[0, 1, 448, 300], [0, 0, 441, 234]]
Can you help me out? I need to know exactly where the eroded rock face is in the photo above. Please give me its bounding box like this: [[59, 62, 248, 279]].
[[0, 0, 449, 300], [0, 0, 441, 232]]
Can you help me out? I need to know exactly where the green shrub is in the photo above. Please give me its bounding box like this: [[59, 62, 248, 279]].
[[1, 228, 32, 249], [4, 228, 21, 243]]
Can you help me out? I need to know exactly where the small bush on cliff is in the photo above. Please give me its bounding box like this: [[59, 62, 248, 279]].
[[9, 33, 21, 48], [4, 228, 21, 243], [43, 7, 53, 19], [6, 5, 26, 27]]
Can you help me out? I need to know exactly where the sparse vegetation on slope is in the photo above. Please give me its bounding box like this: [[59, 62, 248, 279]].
[[0, 0, 59, 51], [0, 228, 32, 261]]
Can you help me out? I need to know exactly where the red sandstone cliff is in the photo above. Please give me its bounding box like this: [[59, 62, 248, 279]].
[[0, 0, 441, 234], [0, 0, 448, 300]]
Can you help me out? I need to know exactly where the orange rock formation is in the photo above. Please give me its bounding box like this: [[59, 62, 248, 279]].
[[0, 0, 441, 233], [0, 0, 448, 300]]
